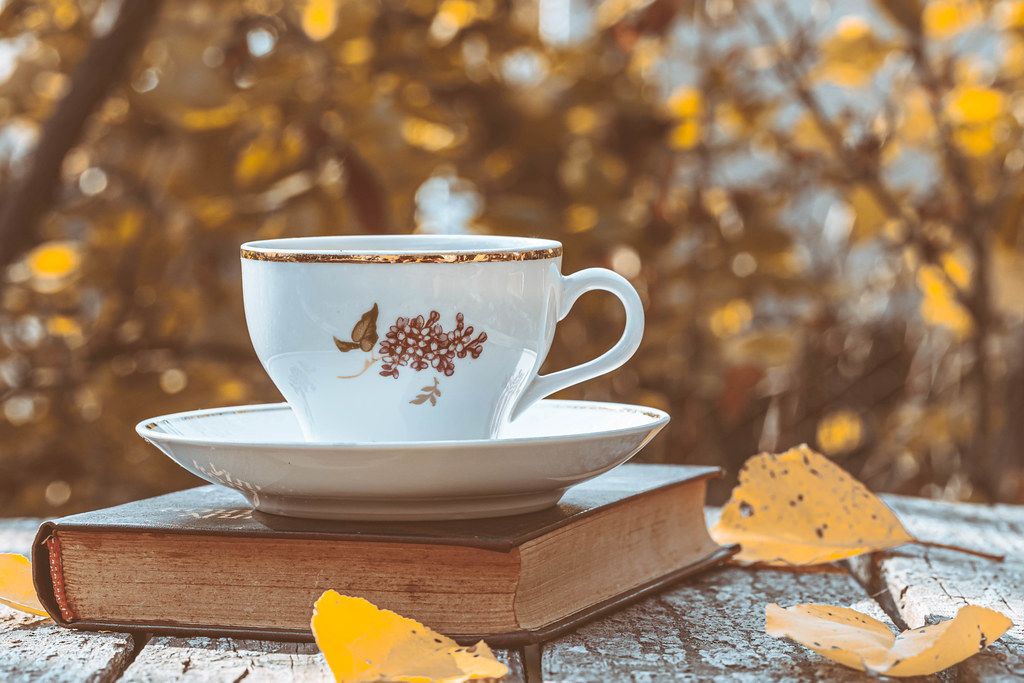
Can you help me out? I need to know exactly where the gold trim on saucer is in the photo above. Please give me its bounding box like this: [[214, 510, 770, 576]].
[[240, 246, 562, 264]]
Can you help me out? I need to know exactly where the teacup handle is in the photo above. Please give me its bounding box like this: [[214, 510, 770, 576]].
[[512, 268, 644, 419]]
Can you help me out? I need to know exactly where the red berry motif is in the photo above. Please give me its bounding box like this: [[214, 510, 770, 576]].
[[378, 311, 486, 379]]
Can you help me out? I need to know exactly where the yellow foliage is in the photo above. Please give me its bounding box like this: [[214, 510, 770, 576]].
[[0, 554, 48, 617], [28, 241, 80, 279], [310, 590, 508, 683], [174, 99, 247, 131], [217, 379, 248, 402], [924, 0, 982, 39], [565, 204, 599, 233], [566, 106, 600, 135], [190, 197, 235, 228], [816, 410, 863, 454], [815, 16, 893, 86], [918, 265, 973, 337], [302, 0, 338, 41], [766, 603, 1011, 677], [941, 251, 971, 289], [711, 445, 914, 565], [401, 117, 458, 152], [791, 115, 833, 154], [51, 0, 79, 30], [47, 315, 81, 338], [722, 330, 799, 367], [1001, 0, 1024, 29], [709, 299, 753, 338], [437, 0, 478, 29], [945, 85, 1005, 156], [847, 185, 888, 241], [947, 85, 1005, 124], [340, 38, 374, 65], [898, 89, 936, 145], [669, 120, 700, 150], [667, 87, 702, 118], [667, 87, 702, 150]]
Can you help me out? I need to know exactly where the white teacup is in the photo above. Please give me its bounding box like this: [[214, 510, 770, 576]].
[[241, 235, 644, 442]]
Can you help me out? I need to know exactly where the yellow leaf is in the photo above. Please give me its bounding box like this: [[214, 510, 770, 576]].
[[565, 204, 599, 233], [918, 265, 973, 337], [311, 590, 508, 683], [709, 299, 753, 338], [47, 315, 81, 338], [1001, 0, 1024, 29], [953, 125, 998, 156], [666, 87, 702, 150], [766, 603, 1012, 677], [173, 98, 247, 131], [924, 0, 981, 39], [898, 89, 936, 145], [815, 16, 893, 86], [847, 185, 888, 241], [710, 445, 914, 565], [816, 410, 863, 455], [28, 241, 80, 279], [302, 0, 338, 41], [941, 251, 971, 289], [0, 554, 49, 617], [791, 114, 834, 154], [667, 87, 702, 119], [668, 120, 700, 150], [339, 38, 374, 65], [401, 117, 458, 152], [947, 85, 1005, 124]]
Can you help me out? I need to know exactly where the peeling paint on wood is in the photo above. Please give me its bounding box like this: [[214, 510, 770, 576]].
[[542, 566, 896, 681], [862, 496, 1024, 680], [120, 636, 524, 682]]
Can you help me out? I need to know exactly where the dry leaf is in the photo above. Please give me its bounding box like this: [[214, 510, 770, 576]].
[[711, 444, 914, 565], [766, 603, 1012, 677], [311, 590, 507, 683], [0, 554, 49, 617]]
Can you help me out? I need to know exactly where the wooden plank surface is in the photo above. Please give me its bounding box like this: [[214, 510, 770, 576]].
[[542, 565, 899, 681], [0, 605, 136, 683], [1, 519, 136, 683], [853, 496, 1024, 681], [121, 635, 525, 682]]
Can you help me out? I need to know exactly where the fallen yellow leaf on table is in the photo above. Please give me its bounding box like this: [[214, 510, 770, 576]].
[[711, 445, 914, 565], [0, 553, 48, 617], [311, 590, 508, 683], [710, 444, 1001, 566], [766, 603, 1012, 677]]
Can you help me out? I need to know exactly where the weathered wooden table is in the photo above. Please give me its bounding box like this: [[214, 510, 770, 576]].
[[2, 495, 1022, 681]]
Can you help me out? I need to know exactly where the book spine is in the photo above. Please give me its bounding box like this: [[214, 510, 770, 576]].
[[44, 533, 76, 622], [31, 521, 73, 626]]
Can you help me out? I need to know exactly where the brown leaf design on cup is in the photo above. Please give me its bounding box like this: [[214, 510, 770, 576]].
[[334, 303, 379, 352], [410, 377, 441, 407]]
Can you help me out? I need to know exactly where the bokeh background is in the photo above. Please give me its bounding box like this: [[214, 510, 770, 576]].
[[2, 0, 1024, 515]]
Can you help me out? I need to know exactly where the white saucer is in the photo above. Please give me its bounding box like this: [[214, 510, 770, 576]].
[[136, 400, 669, 521]]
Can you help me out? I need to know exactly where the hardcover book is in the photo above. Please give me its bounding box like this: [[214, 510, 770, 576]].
[[32, 463, 735, 646]]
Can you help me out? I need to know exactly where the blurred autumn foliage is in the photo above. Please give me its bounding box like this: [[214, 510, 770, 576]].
[[2, 0, 1024, 515]]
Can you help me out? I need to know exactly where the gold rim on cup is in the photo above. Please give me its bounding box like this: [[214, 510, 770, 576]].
[[240, 246, 563, 264]]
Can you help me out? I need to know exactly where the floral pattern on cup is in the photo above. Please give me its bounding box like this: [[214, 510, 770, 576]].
[[334, 304, 487, 406]]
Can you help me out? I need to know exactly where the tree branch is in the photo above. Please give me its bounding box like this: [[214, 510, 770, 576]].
[[0, 0, 165, 268]]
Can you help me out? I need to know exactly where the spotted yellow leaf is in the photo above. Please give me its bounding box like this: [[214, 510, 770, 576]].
[[311, 590, 507, 683], [0, 554, 48, 617], [766, 603, 1012, 677], [711, 444, 914, 565]]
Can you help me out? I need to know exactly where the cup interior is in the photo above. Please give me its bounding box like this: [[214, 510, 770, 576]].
[[242, 234, 561, 256]]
